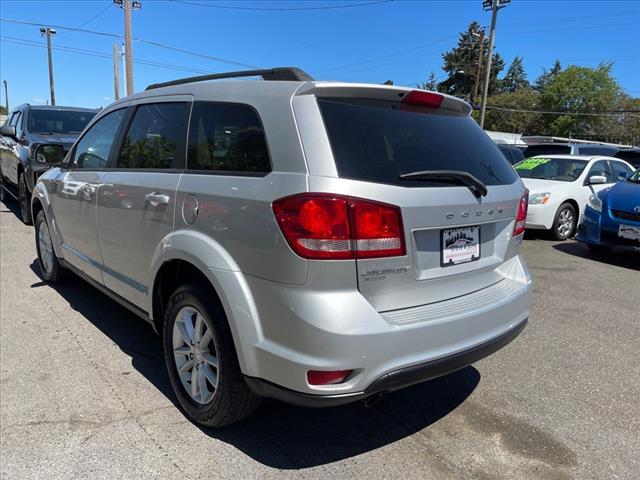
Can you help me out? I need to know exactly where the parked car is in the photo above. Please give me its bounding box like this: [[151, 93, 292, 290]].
[[522, 142, 619, 159], [31, 67, 533, 427], [497, 144, 525, 165], [0, 104, 98, 224], [613, 147, 640, 169], [576, 168, 640, 252], [514, 155, 635, 240]]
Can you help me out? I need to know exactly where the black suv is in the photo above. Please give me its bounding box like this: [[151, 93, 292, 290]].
[[0, 104, 98, 224]]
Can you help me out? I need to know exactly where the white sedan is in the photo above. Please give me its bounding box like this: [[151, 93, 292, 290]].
[[514, 155, 635, 240]]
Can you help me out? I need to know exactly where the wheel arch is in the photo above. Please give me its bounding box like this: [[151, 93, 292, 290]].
[[149, 231, 262, 376]]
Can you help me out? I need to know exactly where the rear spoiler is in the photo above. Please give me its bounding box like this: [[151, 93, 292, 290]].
[[294, 82, 472, 116]]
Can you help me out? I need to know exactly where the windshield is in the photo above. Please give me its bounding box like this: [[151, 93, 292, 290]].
[[628, 169, 640, 183], [28, 109, 96, 134], [514, 157, 588, 182], [318, 98, 517, 187]]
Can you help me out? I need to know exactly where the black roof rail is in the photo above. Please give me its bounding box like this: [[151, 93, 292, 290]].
[[145, 67, 314, 91]]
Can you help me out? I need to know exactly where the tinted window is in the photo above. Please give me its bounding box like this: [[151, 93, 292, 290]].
[[522, 144, 571, 158], [118, 103, 189, 169], [610, 161, 633, 181], [587, 160, 612, 182], [318, 98, 517, 187], [9, 111, 20, 127], [514, 157, 588, 182], [187, 102, 270, 173], [28, 109, 96, 134], [577, 146, 618, 156], [72, 109, 126, 169]]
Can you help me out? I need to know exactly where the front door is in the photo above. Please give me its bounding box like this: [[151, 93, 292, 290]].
[[52, 108, 127, 282], [97, 101, 190, 307]]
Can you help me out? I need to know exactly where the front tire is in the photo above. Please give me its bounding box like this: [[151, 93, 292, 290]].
[[552, 203, 576, 241], [0, 171, 6, 203], [162, 284, 261, 428], [35, 210, 66, 282], [19, 173, 33, 225]]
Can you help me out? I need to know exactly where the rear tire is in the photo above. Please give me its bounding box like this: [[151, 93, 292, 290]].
[[35, 210, 66, 283], [162, 284, 261, 428], [19, 173, 33, 225], [551, 203, 576, 241]]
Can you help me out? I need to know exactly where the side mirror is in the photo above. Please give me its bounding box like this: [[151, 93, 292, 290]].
[[0, 125, 16, 138], [589, 175, 607, 185], [35, 144, 64, 165]]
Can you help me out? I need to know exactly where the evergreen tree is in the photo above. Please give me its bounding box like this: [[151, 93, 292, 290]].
[[437, 21, 504, 99], [534, 60, 562, 91], [500, 56, 529, 93], [418, 72, 438, 91]]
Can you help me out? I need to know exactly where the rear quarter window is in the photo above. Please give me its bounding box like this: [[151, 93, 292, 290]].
[[318, 98, 517, 187]]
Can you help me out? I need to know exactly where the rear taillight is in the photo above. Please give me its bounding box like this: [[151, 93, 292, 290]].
[[272, 194, 406, 260], [513, 191, 529, 237]]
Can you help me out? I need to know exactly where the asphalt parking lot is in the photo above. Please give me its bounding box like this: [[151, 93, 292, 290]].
[[1, 197, 639, 480]]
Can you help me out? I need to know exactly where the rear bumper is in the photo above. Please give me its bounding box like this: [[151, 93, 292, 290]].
[[245, 317, 527, 407], [238, 254, 532, 397]]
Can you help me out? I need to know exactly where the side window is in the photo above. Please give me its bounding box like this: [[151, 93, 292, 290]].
[[8, 112, 19, 126], [117, 103, 189, 169], [610, 161, 633, 181], [72, 109, 126, 169], [10, 111, 23, 136], [187, 102, 271, 174], [588, 160, 612, 182]]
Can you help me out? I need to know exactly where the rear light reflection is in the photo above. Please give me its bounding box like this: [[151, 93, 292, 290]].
[[513, 191, 529, 237], [307, 370, 352, 386], [272, 193, 405, 260]]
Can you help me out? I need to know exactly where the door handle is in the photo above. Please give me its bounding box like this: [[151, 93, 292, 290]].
[[145, 192, 170, 207]]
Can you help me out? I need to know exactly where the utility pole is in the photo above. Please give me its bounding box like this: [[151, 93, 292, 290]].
[[114, 0, 141, 96], [2, 80, 8, 112], [40, 27, 57, 106], [113, 44, 120, 100], [471, 29, 485, 106], [479, 0, 510, 128]]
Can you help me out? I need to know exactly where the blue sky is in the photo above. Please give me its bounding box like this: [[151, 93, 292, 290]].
[[1, 0, 639, 109]]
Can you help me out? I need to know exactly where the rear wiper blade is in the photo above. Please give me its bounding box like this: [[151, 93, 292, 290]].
[[399, 170, 488, 198]]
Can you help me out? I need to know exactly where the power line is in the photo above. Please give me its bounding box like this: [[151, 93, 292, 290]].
[[0, 16, 258, 69], [484, 105, 640, 117], [57, 3, 114, 36], [0, 36, 212, 74], [166, 0, 394, 11]]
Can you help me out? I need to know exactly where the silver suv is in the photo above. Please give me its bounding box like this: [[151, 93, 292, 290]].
[[32, 68, 533, 427]]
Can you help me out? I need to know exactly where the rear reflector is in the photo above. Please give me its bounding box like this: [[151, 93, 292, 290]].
[[307, 370, 352, 385], [401, 90, 444, 109], [273, 193, 406, 260], [513, 191, 529, 236]]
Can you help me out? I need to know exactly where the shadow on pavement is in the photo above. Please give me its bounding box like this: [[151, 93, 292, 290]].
[[553, 241, 640, 271], [30, 260, 480, 469], [0, 196, 22, 219]]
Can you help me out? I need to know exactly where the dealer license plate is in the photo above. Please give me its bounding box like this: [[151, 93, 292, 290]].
[[441, 226, 481, 267], [618, 224, 640, 241]]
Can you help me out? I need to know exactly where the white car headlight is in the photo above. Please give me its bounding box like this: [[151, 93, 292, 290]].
[[529, 192, 551, 205], [588, 193, 602, 213]]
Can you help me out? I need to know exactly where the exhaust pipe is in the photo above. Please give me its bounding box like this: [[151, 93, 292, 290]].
[[362, 393, 384, 408]]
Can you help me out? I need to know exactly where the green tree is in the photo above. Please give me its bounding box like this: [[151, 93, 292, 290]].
[[540, 63, 624, 138], [0, 105, 7, 115], [417, 72, 438, 91], [438, 21, 504, 99], [483, 88, 543, 134], [500, 56, 529, 93], [534, 60, 562, 91]]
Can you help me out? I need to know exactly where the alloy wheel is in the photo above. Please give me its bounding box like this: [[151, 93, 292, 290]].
[[172, 306, 220, 404], [557, 208, 574, 238], [38, 220, 54, 274]]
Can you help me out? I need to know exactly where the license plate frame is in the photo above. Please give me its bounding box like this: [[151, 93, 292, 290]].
[[441, 226, 481, 267], [618, 224, 640, 241]]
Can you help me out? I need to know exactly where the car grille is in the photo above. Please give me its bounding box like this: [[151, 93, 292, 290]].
[[611, 209, 640, 222]]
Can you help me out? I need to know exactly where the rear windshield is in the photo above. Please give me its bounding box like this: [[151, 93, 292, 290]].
[[523, 144, 571, 158], [28, 109, 96, 135], [514, 157, 588, 182], [318, 98, 517, 187]]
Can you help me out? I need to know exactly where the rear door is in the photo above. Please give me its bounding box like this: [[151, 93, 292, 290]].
[[298, 91, 525, 311], [96, 99, 191, 307]]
